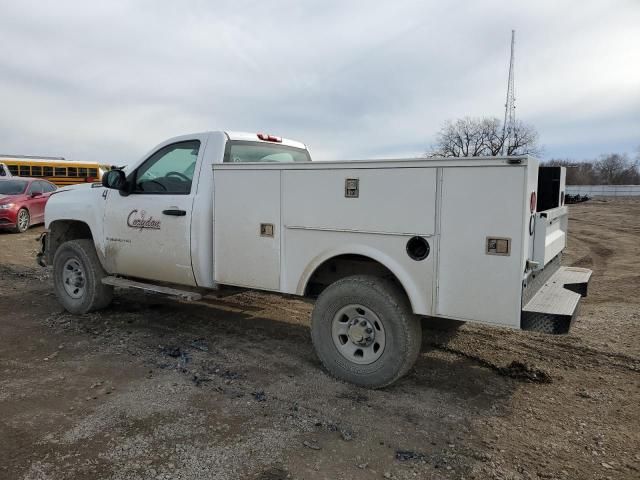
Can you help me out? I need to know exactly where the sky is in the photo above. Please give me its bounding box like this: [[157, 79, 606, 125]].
[[1, 0, 639, 164]]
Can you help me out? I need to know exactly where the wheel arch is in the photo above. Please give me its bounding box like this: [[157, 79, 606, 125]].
[[298, 246, 422, 314], [46, 220, 96, 264], [16, 205, 30, 216]]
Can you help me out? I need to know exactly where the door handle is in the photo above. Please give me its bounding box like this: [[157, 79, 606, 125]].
[[162, 209, 186, 216]]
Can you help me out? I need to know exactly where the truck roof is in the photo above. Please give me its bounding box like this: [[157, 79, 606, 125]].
[[224, 131, 307, 150]]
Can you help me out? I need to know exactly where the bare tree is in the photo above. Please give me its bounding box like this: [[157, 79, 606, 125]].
[[594, 153, 640, 185], [484, 117, 507, 155], [429, 118, 486, 157], [505, 119, 540, 156], [543, 154, 640, 185], [544, 158, 598, 185], [427, 116, 540, 157]]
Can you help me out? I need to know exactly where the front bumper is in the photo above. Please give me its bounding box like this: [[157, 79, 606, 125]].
[[0, 208, 18, 228], [521, 265, 592, 334]]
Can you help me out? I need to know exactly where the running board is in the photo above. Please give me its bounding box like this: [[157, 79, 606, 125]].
[[521, 266, 592, 334], [101, 276, 203, 301]]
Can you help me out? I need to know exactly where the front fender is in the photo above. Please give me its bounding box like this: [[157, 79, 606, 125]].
[[45, 184, 106, 258]]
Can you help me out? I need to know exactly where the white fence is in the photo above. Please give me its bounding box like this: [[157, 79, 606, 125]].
[[566, 185, 640, 197]]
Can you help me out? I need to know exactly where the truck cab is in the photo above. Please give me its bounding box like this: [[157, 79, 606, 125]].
[[44, 131, 310, 287]]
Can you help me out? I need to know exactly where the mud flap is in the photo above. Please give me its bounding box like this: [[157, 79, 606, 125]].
[[36, 232, 48, 267], [521, 266, 592, 334]]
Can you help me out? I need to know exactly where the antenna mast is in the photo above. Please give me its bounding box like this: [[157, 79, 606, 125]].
[[501, 30, 516, 155]]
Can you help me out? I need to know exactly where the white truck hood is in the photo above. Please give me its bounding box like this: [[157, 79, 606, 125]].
[[51, 183, 95, 195]]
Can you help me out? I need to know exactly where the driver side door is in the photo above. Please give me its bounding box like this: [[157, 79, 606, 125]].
[[103, 140, 201, 286]]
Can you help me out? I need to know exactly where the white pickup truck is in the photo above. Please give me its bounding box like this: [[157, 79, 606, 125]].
[[41, 131, 591, 388]]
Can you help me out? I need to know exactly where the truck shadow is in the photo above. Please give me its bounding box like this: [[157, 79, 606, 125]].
[[97, 290, 522, 403], [0, 265, 523, 413], [0, 261, 533, 412]]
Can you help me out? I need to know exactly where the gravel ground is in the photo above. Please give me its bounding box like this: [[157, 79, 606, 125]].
[[0, 198, 639, 480]]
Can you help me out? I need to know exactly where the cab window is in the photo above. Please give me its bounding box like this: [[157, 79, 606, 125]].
[[133, 141, 200, 194], [224, 141, 311, 163]]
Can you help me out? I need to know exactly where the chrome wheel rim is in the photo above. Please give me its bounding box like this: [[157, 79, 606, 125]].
[[62, 258, 86, 299], [332, 304, 386, 365], [17, 210, 29, 231]]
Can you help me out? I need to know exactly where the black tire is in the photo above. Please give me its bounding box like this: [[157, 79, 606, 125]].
[[13, 208, 30, 233], [311, 275, 422, 388], [53, 239, 113, 314]]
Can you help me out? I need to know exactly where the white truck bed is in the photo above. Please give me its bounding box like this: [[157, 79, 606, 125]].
[[212, 156, 541, 329]]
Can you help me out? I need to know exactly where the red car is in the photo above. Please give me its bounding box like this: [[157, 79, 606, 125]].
[[0, 177, 57, 233]]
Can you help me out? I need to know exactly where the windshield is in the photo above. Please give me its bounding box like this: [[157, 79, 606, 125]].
[[224, 141, 311, 163], [0, 180, 28, 195]]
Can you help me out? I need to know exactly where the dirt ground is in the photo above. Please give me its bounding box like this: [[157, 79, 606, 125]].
[[0, 199, 638, 480]]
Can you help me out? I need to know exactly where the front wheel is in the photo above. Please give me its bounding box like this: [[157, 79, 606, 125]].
[[53, 239, 113, 314], [311, 275, 422, 388]]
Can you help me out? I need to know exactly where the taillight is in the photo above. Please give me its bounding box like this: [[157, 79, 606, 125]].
[[257, 133, 282, 143], [85, 177, 95, 183], [530, 192, 537, 213]]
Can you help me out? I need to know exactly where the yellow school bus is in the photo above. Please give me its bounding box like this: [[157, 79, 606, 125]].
[[0, 155, 109, 187]]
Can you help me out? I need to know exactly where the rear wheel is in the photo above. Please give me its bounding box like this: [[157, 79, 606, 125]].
[[13, 208, 30, 233], [311, 275, 422, 388], [53, 239, 113, 314]]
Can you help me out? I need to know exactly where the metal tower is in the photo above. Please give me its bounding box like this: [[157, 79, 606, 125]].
[[501, 30, 516, 155]]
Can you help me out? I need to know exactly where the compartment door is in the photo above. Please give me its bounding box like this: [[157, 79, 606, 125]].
[[213, 169, 281, 290], [436, 167, 525, 327]]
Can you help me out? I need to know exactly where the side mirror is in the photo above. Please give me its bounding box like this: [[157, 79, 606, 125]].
[[31, 191, 42, 198], [102, 169, 126, 190]]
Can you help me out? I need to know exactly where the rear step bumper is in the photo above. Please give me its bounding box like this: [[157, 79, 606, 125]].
[[521, 266, 592, 334]]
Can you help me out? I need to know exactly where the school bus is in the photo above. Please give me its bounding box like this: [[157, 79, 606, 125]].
[[0, 155, 109, 187]]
